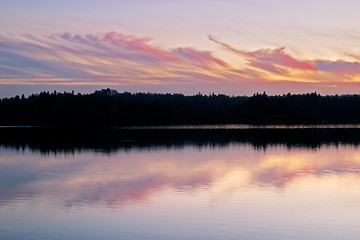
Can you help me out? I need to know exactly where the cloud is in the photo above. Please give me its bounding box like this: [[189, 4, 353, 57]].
[[314, 60, 360, 75], [0, 32, 229, 85], [208, 34, 250, 57], [2, 32, 360, 94], [208, 34, 360, 79], [173, 47, 229, 68], [208, 35, 316, 73], [250, 47, 317, 72]]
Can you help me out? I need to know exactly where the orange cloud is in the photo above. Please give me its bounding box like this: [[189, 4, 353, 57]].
[[2, 32, 360, 94], [208, 35, 316, 73]]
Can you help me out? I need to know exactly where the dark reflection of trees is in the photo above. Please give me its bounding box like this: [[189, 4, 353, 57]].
[[1, 127, 360, 155]]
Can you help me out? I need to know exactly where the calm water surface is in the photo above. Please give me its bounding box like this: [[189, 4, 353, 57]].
[[1, 141, 360, 239]]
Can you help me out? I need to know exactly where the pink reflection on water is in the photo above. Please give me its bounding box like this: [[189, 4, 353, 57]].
[[1, 144, 360, 207]]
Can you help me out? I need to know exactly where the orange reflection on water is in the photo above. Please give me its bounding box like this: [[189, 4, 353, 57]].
[[1, 144, 360, 207]]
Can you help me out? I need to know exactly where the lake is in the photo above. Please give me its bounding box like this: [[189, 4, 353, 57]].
[[1, 127, 360, 239]]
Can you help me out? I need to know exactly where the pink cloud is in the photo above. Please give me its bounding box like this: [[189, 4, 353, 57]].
[[173, 47, 229, 68], [2, 32, 360, 94], [209, 35, 316, 73], [250, 47, 317, 71], [103, 31, 179, 62], [0, 32, 230, 86], [208, 34, 360, 81]]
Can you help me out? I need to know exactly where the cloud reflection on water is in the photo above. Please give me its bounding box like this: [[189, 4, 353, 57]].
[[1, 143, 360, 208]]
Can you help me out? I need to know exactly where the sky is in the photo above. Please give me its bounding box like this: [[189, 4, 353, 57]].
[[1, 0, 360, 97]]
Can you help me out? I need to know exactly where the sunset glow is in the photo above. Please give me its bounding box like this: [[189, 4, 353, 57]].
[[1, 0, 360, 96]]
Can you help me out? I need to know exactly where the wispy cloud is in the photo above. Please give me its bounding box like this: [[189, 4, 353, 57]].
[[209, 34, 360, 79], [0, 32, 230, 85], [2, 32, 360, 93], [314, 60, 360, 75]]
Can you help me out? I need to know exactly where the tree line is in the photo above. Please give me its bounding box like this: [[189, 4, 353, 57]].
[[1, 89, 360, 126]]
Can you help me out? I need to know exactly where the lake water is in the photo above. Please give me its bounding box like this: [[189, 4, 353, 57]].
[[1, 130, 360, 239]]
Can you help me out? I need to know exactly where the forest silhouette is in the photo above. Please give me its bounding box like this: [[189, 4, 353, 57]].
[[1, 88, 360, 126]]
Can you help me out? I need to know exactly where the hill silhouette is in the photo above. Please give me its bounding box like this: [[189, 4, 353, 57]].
[[1, 89, 360, 126]]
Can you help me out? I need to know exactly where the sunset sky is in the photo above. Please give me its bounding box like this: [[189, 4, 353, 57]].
[[2, 0, 360, 97]]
